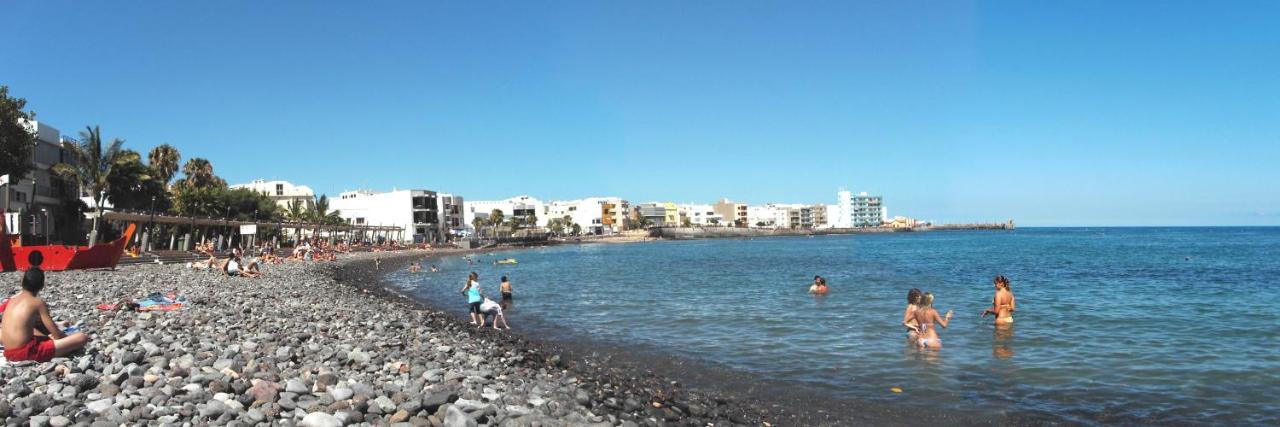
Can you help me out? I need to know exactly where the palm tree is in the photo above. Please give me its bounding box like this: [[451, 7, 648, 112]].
[[177, 157, 226, 189], [488, 209, 504, 237], [471, 217, 486, 237], [309, 194, 343, 239], [52, 126, 126, 245], [147, 144, 181, 187], [286, 200, 307, 243]]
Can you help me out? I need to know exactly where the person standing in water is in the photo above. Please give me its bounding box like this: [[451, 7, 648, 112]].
[[912, 292, 953, 349], [902, 288, 924, 341], [982, 275, 1016, 324], [499, 276, 513, 309], [460, 272, 484, 326]]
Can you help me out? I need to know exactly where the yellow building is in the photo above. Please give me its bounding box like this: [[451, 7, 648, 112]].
[[661, 202, 679, 225]]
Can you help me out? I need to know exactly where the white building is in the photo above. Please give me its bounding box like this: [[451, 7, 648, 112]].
[[3, 119, 73, 238], [747, 205, 789, 229], [332, 189, 461, 243], [835, 190, 885, 228], [230, 179, 315, 210], [677, 204, 724, 226], [544, 197, 626, 234], [464, 196, 546, 228]]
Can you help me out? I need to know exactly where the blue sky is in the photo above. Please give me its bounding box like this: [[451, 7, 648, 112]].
[[3, 1, 1278, 226]]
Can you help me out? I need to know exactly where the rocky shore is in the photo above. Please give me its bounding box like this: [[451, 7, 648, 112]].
[[0, 251, 790, 426]]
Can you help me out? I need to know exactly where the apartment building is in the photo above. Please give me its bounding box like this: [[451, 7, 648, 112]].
[[230, 179, 315, 210], [712, 198, 749, 227]]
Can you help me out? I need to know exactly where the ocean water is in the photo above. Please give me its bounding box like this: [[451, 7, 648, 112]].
[[387, 228, 1280, 424]]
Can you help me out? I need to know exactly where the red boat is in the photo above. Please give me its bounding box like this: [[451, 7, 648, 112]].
[[1, 210, 136, 272]]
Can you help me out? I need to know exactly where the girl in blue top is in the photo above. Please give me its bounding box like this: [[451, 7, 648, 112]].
[[461, 272, 484, 326]]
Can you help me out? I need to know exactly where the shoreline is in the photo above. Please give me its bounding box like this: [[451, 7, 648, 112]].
[[0, 249, 784, 426]]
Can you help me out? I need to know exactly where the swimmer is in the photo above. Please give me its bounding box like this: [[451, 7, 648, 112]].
[[409, 262, 421, 273], [902, 288, 923, 341], [808, 276, 823, 293], [430, 265, 439, 273], [499, 276, 513, 309], [912, 292, 953, 349], [981, 275, 1016, 324]]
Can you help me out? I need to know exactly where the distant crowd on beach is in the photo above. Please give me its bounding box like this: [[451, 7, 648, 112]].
[[810, 274, 1016, 350]]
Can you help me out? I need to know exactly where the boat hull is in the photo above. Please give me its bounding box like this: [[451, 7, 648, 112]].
[[1, 212, 135, 272]]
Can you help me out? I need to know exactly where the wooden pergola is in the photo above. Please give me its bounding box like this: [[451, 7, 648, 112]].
[[102, 211, 404, 251]]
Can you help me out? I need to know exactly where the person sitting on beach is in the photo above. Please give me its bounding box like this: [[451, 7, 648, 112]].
[[903, 288, 924, 341], [1, 268, 91, 363], [223, 255, 258, 278], [460, 272, 483, 326], [982, 275, 1016, 324], [479, 297, 511, 330], [912, 293, 953, 349]]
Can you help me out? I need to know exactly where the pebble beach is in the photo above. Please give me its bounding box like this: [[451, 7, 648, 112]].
[[0, 250, 781, 427]]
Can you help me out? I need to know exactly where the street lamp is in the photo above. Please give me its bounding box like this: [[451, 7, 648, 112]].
[[40, 208, 49, 245], [147, 196, 157, 251]]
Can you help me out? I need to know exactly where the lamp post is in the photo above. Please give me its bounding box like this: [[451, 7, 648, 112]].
[[40, 208, 49, 245], [147, 196, 156, 251]]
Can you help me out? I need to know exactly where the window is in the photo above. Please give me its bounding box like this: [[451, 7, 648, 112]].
[[275, 184, 284, 196], [355, 218, 365, 225]]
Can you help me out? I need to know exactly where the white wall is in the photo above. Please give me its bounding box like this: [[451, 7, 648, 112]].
[[331, 190, 413, 242]]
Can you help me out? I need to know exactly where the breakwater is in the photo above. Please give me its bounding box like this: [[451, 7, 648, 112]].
[[648, 222, 1013, 239]]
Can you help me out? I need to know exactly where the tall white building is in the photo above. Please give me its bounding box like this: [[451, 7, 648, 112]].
[[230, 179, 315, 210], [835, 190, 885, 228], [464, 196, 546, 228], [332, 189, 462, 243]]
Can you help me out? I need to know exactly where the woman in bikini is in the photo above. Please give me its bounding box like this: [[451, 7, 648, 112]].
[[912, 292, 953, 349], [902, 288, 924, 341], [982, 275, 1016, 324]]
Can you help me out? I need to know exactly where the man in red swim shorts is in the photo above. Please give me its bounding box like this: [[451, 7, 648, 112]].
[[1, 266, 90, 362]]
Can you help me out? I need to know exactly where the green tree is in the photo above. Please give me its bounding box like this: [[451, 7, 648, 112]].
[[471, 217, 486, 237], [525, 213, 538, 229], [147, 144, 181, 187], [570, 223, 582, 235], [0, 86, 36, 184], [221, 187, 278, 220], [174, 157, 226, 190], [170, 185, 221, 217], [52, 126, 127, 245], [104, 149, 154, 212], [488, 209, 504, 236], [547, 218, 565, 236]]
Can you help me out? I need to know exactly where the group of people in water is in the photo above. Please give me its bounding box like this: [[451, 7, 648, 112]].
[[806, 273, 1017, 350], [899, 275, 1016, 350]]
